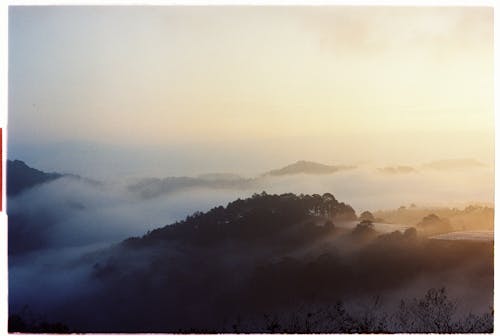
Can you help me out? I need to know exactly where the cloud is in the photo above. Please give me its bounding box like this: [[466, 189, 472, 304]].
[[8, 176, 259, 254], [377, 166, 417, 175], [421, 158, 485, 171], [8, 159, 493, 257], [303, 7, 492, 58]]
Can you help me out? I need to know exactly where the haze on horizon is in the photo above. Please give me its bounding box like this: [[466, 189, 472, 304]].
[[8, 6, 493, 178]]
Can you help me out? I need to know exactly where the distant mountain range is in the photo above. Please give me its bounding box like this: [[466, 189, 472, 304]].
[[7, 159, 355, 199], [377, 159, 486, 175], [263, 160, 355, 176], [7, 158, 487, 199]]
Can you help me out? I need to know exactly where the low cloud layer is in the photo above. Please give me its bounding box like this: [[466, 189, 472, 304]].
[[8, 163, 493, 254], [7, 162, 493, 332]]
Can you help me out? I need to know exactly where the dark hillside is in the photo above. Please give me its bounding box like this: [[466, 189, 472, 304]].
[[7, 160, 62, 196], [124, 192, 356, 248], [60, 193, 492, 333]]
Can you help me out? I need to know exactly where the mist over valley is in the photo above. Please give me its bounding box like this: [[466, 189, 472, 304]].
[[7, 159, 494, 332]]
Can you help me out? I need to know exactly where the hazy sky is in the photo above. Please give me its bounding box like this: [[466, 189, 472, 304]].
[[8, 6, 494, 177]]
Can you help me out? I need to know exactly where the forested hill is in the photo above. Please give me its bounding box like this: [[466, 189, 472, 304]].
[[81, 191, 491, 333], [123, 192, 357, 247], [7, 160, 63, 196]]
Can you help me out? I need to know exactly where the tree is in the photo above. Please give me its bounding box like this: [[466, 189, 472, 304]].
[[359, 211, 375, 222], [395, 287, 456, 333], [351, 220, 376, 240], [403, 227, 417, 239], [417, 214, 452, 234]]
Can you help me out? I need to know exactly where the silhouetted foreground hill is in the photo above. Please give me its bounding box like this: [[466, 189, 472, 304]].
[[7, 160, 62, 196], [9, 313, 70, 334], [124, 192, 356, 247], [264, 160, 355, 176], [37, 192, 488, 333]]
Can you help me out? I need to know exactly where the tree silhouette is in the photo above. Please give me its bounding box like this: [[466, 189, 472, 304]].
[[359, 211, 375, 221]]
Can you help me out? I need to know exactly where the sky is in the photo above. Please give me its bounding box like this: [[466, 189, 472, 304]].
[[7, 6, 494, 178]]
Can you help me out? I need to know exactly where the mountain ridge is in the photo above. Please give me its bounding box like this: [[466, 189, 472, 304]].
[[7, 160, 63, 196], [263, 160, 355, 177]]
